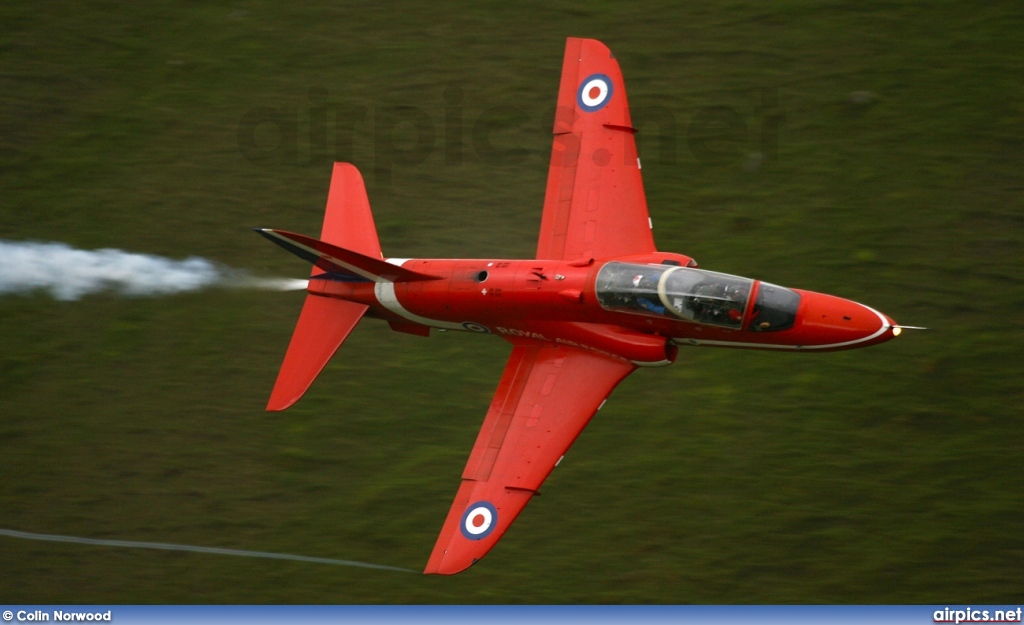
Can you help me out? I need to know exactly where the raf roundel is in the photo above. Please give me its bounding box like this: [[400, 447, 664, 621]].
[[460, 501, 498, 541], [577, 73, 613, 112]]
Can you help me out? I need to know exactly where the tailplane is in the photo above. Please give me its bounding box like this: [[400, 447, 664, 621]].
[[320, 162, 382, 258], [258, 163, 434, 411], [266, 296, 366, 411]]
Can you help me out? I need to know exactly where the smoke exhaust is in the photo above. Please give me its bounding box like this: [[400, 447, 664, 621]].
[[0, 240, 307, 301]]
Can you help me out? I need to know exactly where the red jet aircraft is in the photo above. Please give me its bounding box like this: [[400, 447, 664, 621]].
[[257, 38, 908, 575]]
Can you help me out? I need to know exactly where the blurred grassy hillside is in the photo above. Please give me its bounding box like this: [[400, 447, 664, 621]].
[[1, 0, 1022, 603]]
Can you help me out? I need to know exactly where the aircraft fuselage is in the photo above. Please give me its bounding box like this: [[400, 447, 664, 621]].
[[309, 253, 898, 365]]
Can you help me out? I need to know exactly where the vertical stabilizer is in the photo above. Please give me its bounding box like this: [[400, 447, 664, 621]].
[[321, 163, 382, 258]]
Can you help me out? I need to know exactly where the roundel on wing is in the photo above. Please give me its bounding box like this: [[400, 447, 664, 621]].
[[460, 501, 498, 540], [577, 73, 613, 112]]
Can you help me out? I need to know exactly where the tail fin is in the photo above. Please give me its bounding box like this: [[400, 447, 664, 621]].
[[259, 163, 434, 411], [266, 296, 366, 411], [255, 229, 439, 283], [320, 162, 382, 258]]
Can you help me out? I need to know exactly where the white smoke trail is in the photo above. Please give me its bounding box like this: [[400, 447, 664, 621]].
[[0, 240, 307, 301], [0, 527, 415, 573]]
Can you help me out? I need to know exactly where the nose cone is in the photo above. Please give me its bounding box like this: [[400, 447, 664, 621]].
[[796, 290, 897, 350]]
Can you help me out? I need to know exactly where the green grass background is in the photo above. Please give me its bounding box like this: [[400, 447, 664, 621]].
[[1, 0, 1022, 603]]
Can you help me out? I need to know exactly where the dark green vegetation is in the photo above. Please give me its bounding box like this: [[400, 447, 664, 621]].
[[2, 0, 1022, 603]]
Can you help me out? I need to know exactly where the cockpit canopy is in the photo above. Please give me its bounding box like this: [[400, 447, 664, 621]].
[[595, 262, 802, 331], [596, 262, 753, 329]]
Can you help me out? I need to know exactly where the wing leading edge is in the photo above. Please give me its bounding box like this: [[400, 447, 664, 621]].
[[424, 341, 636, 574], [536, 37, 656, 261]]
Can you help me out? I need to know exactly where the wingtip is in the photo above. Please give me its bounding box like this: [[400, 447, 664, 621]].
[[266, 387, 300, 411], [266, 370, 303, 411], [423, 548, 479, 575], [265, 399, 294, 412]]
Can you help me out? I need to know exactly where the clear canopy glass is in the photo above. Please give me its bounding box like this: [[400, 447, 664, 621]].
[[747, 281, 801, 332], [596, 262, 754, 329]]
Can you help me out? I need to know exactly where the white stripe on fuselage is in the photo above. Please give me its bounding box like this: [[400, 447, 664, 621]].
[[675, 306, 892, 351], [376, 259, 466, 331]]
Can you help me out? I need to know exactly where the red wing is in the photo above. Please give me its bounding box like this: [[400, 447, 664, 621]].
[[536, 38, 656, 261], [424, 342, 636, 574]]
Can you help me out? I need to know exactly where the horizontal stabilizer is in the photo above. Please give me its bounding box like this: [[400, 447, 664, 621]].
[[267, 294, 367, 411], [255, 229, 440, 283]]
